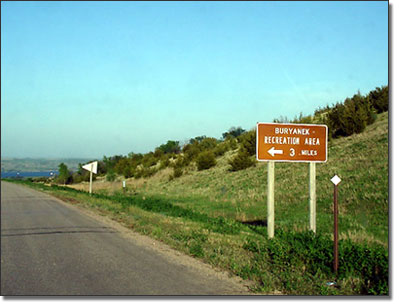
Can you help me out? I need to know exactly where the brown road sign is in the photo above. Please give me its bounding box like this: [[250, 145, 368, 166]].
[[256, 122, 328, 162]]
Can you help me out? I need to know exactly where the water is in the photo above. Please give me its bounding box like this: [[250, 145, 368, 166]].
[[1, 171, 59, 178]]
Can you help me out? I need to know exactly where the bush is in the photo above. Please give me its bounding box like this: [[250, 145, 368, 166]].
[[172, 167, 183, 179], [173, 155, 186, 169], [196, 151, 217, 171], [134, 168, 143, 179], [56, 163, 72, 185], [198, 137, 218, 151], [228, 148, 255, 171], [122, 166, 135, 178], [106, 170, 117, 182], [159, 155, 171, 169], [71, 170, 94, 184], [142, 153, 157, 168], [327, 93, 376, 138], [238, 130, 256, 156], [32, 177, 49, 183], [227, 138, 238, 150], [222, 126, 246, 139], [368, 85, 388, 113], [182, 143, 201, 161], [71, 173, 83, 184], [213, 141, 230, 157], [157, 140, 181, 154], [141, 167, 157, 178], [114, 157, 134, 177]]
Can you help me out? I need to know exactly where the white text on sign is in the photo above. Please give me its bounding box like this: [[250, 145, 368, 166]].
[[257, 122, 328, 162]]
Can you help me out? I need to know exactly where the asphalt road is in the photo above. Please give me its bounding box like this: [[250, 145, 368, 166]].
[[1, 181, 248, 296]]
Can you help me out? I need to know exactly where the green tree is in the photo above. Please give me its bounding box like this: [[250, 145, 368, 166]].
[[189, 136, 206, 144], [368, 85, 388, 113], [157, 140, 181, 154], [327, 92, 376, 138], [57, 162, 71, 185], [222, 127, 246, 139]]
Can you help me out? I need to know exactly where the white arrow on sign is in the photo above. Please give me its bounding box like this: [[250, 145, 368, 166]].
[[82, 161, 98, 174], [268, 147, 283, 157]]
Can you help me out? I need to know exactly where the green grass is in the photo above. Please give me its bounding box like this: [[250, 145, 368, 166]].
[[4, 112, 389, 295], [4, 180, 389, 295], [130, 112, 389, 246]]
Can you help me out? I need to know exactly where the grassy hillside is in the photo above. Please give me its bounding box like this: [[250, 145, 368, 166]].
[[73, 111, 388, 246], [13, 111, 388, 295]]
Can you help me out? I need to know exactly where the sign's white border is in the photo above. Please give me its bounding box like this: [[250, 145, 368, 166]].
[[256, 122, 328, 163]]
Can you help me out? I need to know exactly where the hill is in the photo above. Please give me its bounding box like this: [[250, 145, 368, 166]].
[[11, 111, 388, 295], [71, 111, 388, 246], [1, 158, 93, 172]]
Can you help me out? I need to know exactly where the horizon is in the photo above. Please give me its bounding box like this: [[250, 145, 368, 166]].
[[1, 1, 388, 159]]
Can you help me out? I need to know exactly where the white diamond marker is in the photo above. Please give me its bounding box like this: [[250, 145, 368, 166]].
[[331, 175, 341, 186]]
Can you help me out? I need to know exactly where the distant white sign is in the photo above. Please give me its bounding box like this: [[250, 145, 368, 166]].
[[82, 161, 98, 174]]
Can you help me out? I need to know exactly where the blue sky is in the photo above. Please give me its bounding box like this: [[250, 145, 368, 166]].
[[1, 1, 388, 158]]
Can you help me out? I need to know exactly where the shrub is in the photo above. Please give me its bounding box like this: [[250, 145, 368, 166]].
[[222, 126, 246, 139], [56, 163, 72, 184], [159, 155, 171, 169], [141, 167, 157, 178], [134, 167, 143, 179], [173, 155, 186, 169], [327, 93, 376, 138], [114, 157, 134, 176], [32, 177, 48, 183], [198, 137, 218, 151], [196, 151, 217, 171], [71, 170, 94, 184], [106, 170, 117, 182], [368, 85, 388, 113], [292, 112, 313, 124], [122, 166, 134, 178], [238, 130, 256, 155], [182, 143, 201, 161], [173, 167, 183, 178], [169, 156, 186, 180], [157, 140, 181, 154], [227, 138, 238, 150], [142, 153, 157, 168], [71, 173, 83, 184], [213, 141, 230, 157], [228, 148, 255, 171]]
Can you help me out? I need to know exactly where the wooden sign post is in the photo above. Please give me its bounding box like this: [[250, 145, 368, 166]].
[[267, 161, 275, 238], [256, 122, 328, 238], [309, 162, 317, 233]]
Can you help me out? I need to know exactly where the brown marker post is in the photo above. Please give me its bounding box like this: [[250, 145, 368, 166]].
[[331, 175, 341, 275]]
